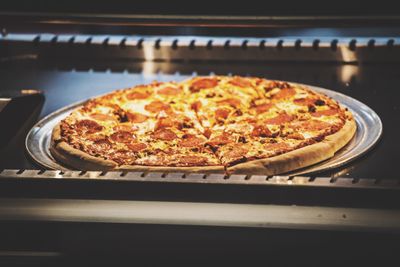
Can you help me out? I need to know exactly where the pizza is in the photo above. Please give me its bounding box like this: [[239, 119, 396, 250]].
[[50, 76, 356, 175]]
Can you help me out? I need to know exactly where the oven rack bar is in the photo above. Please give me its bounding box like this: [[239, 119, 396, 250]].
[[1, 34, 400, 63], [0, 169, 398, 190], [1, 197, 400, 233]]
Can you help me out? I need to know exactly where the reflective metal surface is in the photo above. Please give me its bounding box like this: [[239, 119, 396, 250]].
[[2, 33, 400, 63], [25, 84, 382, 176], [2, 197, 400, 231], [2, 169, 399, 190], [0, 98, 10, 112]]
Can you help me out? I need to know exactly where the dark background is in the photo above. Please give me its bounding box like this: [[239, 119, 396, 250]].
[[0, 0, 399, 16]]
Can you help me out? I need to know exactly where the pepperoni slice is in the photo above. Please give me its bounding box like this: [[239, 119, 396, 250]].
[[90, 113, 117, 121], [179, 155, 208, 165], [155, 117, 180, 130], [152, 129, 177, 141], [245, 118, 257, 124], [126, 91, 151, 100], [229, 77, 252, 87], [224, 145, 249, 160], [189, 78, 219, 93], [294, 98, 317, 106], [91, 138, 112, 150], [264, 142, 290, 152], [265, 113, 293, 125], [87, 138, 112, 156], [255, 103, 273, 114], [87, 134, 106, 142], [144, 101, 170, 113], [286, 132, 305, 140], [158, 86, 182, 96], [179, 136, 204, 147], [156, 117, 174, 129], [127, 142, 147, 152], [207, 133, 234, 146], [215, 108, 231, 121], [307, 120, 332, 131], [311, 109, 338, 117], [113, 124, 137, 132], [273, 88, 296, 99], [291, 120, 331, 131], [110, 131, 135, 143], [203, 128, 212, 139], [251, 125, 272, 137], [126, 112, 148, 123], [217, 98, 241, 108], [109, 149, 135, 165], [75, 119, 103, 133], [191, 101, 202, 112]]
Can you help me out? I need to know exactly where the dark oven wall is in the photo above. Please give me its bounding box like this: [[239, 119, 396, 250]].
[[1, 0, 399, 15]]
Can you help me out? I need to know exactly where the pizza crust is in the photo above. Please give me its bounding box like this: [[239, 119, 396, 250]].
[[227, 115, 356, 175], [118, 164, 225, 173]]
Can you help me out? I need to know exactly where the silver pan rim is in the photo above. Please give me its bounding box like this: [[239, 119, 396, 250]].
[[25, 82, 383, 176]]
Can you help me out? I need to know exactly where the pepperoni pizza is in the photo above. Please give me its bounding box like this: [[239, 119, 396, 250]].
[[50, 76, 356, 174]]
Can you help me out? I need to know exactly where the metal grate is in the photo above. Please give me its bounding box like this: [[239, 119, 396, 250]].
[[1, 169, 399, 189], [1, 34, 400, 62]]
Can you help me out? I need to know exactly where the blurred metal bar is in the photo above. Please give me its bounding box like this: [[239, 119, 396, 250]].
[[1, 34, 400, 63], [1, 169, 399, 189], [0, 198, 399, 232]]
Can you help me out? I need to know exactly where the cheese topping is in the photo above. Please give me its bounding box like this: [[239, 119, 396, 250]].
[[59, 76, 350, 167]]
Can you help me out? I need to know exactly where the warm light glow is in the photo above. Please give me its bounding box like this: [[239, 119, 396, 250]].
[[338, 46, 357, 63], [339, 65, 358, 84], [143, 42, 155, 61], [142, 62, 156, 78]]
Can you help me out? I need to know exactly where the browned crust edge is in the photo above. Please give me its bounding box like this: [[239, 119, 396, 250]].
[[228, 114, 357, 175], [117, 164, 225, 173]]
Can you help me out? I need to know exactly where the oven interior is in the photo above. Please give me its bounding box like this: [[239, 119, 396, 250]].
[[0, 13, 400, 265]]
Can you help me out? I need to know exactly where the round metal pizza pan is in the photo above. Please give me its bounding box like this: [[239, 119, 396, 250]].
[[25, 85, 383, 176]]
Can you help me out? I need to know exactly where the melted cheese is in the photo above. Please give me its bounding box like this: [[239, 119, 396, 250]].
[[317, 115, 341, 124], [136, 120, 156, 135], [122, 100, 152, 116], [275, 101, 301, 113], [61, 76, 348, 168]]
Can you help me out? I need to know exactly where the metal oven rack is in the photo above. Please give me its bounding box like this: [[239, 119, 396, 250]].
[[0, 168, 399, 265], [2, 33, 400, 63], [1, 168, 400, 230]]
